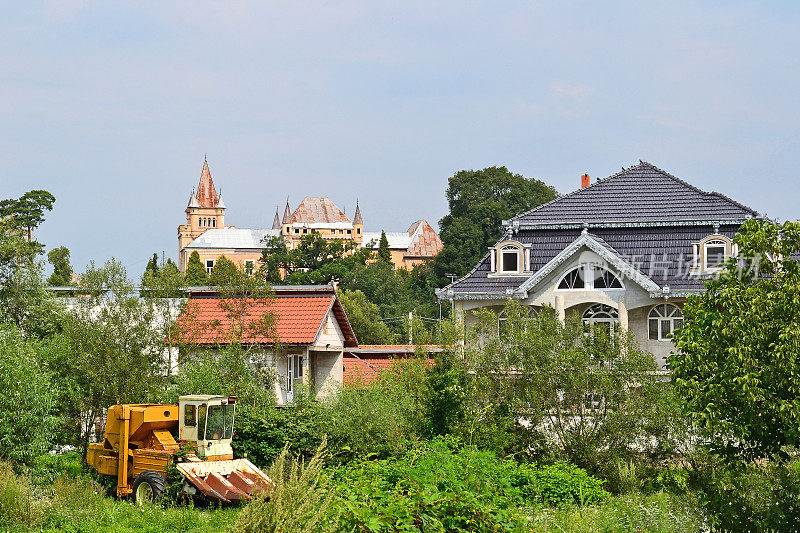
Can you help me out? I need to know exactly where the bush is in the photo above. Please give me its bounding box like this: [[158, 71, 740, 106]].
[[330, 438, 608, 532], [233, 402, 322, 468]]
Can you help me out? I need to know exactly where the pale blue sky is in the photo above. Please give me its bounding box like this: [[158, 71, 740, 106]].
[[2, 1, 799, 276]]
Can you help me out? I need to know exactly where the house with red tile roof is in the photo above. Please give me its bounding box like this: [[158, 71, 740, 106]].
[[343, 345, 443, 386], [177, 285, 357, 404]]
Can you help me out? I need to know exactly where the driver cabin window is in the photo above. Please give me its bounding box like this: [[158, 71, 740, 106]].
[[184, 404, 196, 427], [197, 404, 207, 437]]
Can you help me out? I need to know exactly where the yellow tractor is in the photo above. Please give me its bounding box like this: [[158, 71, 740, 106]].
[[88, 394, 272, 504]]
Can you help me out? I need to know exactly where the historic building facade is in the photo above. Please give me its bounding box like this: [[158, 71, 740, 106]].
[[177, 159, 442, 273], [437, 162, 762, 368]]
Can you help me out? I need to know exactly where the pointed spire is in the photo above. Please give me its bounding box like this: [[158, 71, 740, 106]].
[[272, 206, 281, 229], [353, 199, 363, 225], [196, 157, 219, 208], [187, 188, 199, 208], [282, 198, 292, 224]]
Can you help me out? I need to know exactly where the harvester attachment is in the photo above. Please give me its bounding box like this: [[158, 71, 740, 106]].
[[176, 458, 273, 503]]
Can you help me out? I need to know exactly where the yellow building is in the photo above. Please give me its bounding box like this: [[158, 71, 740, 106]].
[[177, 158, 442, 273]]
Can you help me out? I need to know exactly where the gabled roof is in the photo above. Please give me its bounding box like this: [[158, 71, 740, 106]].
[[290, 197, 351, 225], [510, 161, 759, 225], [178, 285, 357, 347], [184, 228, 280, 249], [196, 158, 221, 208]]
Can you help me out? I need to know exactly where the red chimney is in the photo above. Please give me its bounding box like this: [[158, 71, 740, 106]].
[[581, 173, 590, 188]]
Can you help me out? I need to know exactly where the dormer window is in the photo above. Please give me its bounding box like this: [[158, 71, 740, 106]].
[[693, 235, 734, 272], [500, 245, 520, 273], [704, 239, 726, 269]]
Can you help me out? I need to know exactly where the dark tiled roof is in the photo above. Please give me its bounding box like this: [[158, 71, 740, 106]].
[[512, 162, 759, 224], [446, 224, 739, 296]]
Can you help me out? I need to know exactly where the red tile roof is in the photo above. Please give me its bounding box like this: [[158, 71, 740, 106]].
[[178, 288, 357, 347], [290, 197, 350, 224], [343, 345, 441, 385]]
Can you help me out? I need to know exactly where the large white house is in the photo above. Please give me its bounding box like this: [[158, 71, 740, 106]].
[[437, 161, 763, 368]]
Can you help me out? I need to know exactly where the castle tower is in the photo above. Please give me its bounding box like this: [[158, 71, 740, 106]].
[[352, 199, 364, 243], [177, 157, 226, 271]]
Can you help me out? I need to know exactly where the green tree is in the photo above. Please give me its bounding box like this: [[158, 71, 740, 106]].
[[0, 190, 56, 242], [47, 246, 73, 286], [144, 252, 159, 279], [0, 325, 58, 465], [671, 219, 800, 461], [0, 218, 62, 337], [467, 302, 659, 466], [339, 289, 395, 344], [378, 230, 391, 263], [433, 166, 557, 283], [52, 259, 168, 459], [210, 255, 242, 286], [185, 250, 209, 286], [259, 233, 372, 285]]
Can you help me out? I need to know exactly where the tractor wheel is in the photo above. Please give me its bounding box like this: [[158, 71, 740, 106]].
[[132, 471, 167, 505]]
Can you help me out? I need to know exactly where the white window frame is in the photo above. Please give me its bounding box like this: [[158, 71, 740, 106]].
[[286, 354, 303, 394], [648, 304, 683, 341], [205, 259, 215, 274], [703, 239, 728, 271], [244, 260, 254, 276]]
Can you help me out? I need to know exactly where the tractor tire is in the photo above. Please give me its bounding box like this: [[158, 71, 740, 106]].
[[132, 471, 167, 505]]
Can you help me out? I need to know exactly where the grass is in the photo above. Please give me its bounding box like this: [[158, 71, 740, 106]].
[[529, 492, 706, 533]]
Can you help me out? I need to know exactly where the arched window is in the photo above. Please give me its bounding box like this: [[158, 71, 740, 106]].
[[558, 267, 585, 289], [500, 245, 520, 273], [582, 304, 618, 337], [648, 304, 683, 341], [558, 265, 622, 290]]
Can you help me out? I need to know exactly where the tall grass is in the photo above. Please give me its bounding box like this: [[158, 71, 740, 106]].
[[231, 439, 337, 533]]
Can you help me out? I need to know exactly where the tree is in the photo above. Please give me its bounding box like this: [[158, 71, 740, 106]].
[[0, 190, 56, 242], [144, 253, 159, 279], [210, 255, 242, 286], [52, 259, 168, 459], [185, 250, 209, 286], [339, 289, 395, 344], [378, 230, 391, 263], [0, 325, 59, 464], [259, 233, 372, 285], [467, 302, 659, 466], [47, 246, 73, 286], [671, 219, 800, 461], [432, 167, 557, 284]]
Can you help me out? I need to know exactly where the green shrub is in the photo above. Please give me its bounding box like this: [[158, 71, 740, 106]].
[[330, 438, 608, 532], [233, 402, 322, 468], [29, 452, 84, 486], [515, 461, 608, 506]]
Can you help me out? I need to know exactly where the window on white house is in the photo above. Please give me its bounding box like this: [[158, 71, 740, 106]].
[[205, 260, 214, 274], [245, 261, 254, 276], [558, 265, 622, 289], [704, 239, 727, 269], [558, 267, 586, 289], [648, 304, 683, 341], [500, 245, 520, 273]]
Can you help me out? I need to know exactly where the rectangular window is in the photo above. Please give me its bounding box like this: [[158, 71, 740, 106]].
[[245, 261, 254, 276], [294, 228, 300, 234], [705, 245, 726, 268], [648, 319, 659, 340], [347, 229, 352, 234], [303, 228, 308, 234], [212, 219, 216, 228], [357, 228, 361, 234], [206, 260, 214, 274], [184, 404, 196, 427]]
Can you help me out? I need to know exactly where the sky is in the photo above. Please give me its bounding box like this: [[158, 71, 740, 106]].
[[2, 1, 799, 277]]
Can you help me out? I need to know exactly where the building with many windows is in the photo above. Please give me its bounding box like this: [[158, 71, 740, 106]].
[[437, 161, 762, 368], [177, 159, 442, 273]]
